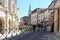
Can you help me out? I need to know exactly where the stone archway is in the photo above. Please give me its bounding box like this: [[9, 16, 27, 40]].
[[0, 18, 2, 33], [0, 17, 5, 34]]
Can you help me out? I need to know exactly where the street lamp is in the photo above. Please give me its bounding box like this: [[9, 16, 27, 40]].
[[37, 9, 39, 26]]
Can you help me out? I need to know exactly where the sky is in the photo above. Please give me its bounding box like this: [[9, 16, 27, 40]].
[[17, 0, 52, 21]]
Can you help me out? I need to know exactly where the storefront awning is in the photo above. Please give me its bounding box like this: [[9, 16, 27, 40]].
[[45, 19, 54, 24]]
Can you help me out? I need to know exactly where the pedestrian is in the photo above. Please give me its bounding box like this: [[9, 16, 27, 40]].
[[32, 25, 36, 32], [38, 24, 41, 31], [40, 23, 43, 29], [43, 22, 47, 31]]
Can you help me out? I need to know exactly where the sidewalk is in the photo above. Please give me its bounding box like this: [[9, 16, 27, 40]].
[[52, 32, 60, 40]]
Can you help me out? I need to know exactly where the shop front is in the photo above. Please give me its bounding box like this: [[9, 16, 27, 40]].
[[45, 19, 54, 32]]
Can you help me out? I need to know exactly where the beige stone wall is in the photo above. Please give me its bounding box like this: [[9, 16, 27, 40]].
[[0, 0, 18, 34], [54, 1, 60, 32], [31, 12, 37, 25], [38, 13, 44, 22]]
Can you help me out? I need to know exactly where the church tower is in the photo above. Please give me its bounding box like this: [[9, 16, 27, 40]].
[[28, 4, 31, 25], [28, 4, 31, 15]]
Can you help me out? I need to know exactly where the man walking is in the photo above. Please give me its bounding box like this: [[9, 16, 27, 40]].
[[38, 24, 41, 31], [32, 25, 36, 32]]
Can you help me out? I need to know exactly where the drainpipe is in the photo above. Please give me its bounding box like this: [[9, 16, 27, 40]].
[[37, 9, 39, 27]]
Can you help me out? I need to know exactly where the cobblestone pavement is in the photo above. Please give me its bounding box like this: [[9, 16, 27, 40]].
[[7, 31, 54, 40], [20, 31, 55, 40], [3, 30, 60, 40]]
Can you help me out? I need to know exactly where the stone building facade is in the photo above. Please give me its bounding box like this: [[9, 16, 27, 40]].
[[0, 0, 18, 34], [47, 1, 54, 31], [38, 12, 44, 24], [54, 0, 60, 32], [20, 16, 29, 25], [31, 8, 40, 25]]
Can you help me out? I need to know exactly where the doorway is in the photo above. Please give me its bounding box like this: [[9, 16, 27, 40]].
[[51, 23, 54, 32]]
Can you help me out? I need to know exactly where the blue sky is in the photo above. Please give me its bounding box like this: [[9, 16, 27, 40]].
[[17, 0, 52, 21]]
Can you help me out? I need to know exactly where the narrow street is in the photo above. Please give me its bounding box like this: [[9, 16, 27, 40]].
[[1, 0, 60, 40], [21, 31, 55, 40], [7, 30, 57, 40]]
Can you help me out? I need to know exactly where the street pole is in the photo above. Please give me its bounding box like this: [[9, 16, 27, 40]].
[[37, 9, 39, 27], [43, 12, 45, 30]]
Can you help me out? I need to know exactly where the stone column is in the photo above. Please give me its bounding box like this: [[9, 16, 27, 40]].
[[59, 8, 60, 32], [54, 9, 59, 32]]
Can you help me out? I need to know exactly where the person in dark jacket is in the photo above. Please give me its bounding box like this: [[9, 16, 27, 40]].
[[33, 25, 36, 32], [38, 24, 41, 31]]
